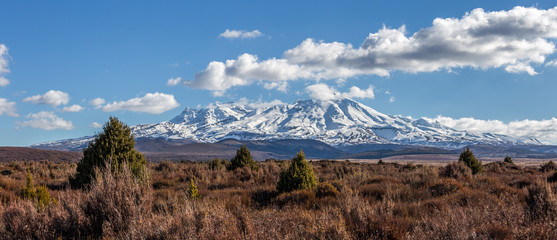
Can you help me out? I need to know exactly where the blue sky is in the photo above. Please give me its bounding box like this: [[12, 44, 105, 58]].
[[1, 0, 557, 146]]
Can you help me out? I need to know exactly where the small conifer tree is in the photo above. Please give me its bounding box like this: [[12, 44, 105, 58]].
[[70, 116, 147, 189], [21, 170, 36, 199], [458, 147, 482, 174], [187, 178, 199, 199], [276, 150, 318, 193], [229, 145, 257, 171], [20, 171, 56, 209], [504, 156, 513, 164]]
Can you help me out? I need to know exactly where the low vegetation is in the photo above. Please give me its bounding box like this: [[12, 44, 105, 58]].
[[0, 156, 555, 239]]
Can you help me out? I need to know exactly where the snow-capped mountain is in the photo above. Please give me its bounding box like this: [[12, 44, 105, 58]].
[[128, 98, 530, 148]]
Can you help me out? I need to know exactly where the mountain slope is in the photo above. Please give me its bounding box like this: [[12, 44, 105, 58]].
[[132, 98, 528, 147]]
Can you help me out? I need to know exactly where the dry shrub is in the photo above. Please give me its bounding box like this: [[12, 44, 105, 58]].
[[82, 164, 152, 239], [541, 160, 557, 172], [429, 178, 463, 197], [155, 161, 176, 172], [358, 183, 386, 201], [316, 182, 340, 198], [478, 224, 513, 240], [250, 188, 278, 208], [233, 166, 253, 182], [152, 179, 175, 190], [440, 161, 472, 180], [509, 176, 534, 188], [273, 189, 317, 209], [526, 179, 557, 222], [365, 175, 402, 185], [547, 171, 557, 183], [402, 166, 438, 188]]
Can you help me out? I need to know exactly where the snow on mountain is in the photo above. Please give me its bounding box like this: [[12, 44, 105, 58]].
[[130, 98, 532, 148]]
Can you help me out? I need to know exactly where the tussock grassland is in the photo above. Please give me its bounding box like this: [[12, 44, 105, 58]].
[[0, 159, 556, 239]]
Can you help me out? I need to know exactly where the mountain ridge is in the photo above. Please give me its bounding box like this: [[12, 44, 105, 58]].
[[31, 98, 544, 158]]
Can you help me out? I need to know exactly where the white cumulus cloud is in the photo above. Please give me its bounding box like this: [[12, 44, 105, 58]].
[[188, 6, 557, 95], [89, 122, 102, 128], [426, 116, 557, 144], [0, 44, 10, 87], [101, 92, 180, 114], [219, 29, 263, 39], [305, 83, 375, 101], [88, 98, 106, 109], [18, 111, 74, 130], [167, 77, 182, 86], [61, 104, 84, 112], [0, 98, 18, 117], [23, 90, 70, 107]]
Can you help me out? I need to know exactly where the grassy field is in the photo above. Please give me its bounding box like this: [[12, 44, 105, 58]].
[[0, 158, 556, 239]]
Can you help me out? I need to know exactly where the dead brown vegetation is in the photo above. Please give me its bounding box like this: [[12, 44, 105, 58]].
[[0, 159, 555, 239]]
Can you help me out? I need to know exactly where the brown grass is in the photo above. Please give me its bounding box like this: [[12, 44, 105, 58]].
[[0, 159, 555, 239]]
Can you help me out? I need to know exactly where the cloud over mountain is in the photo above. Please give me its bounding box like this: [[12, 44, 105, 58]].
[[187, 6, 557, 95], [101, 92, 180, 114], [427, 116, 557, 145], [305, 84, 375, 101], [17, 111, 74, 130]]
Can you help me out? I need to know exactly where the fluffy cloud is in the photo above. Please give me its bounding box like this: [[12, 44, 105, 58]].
[[305, 83, 375, 101], [167, 77, 182, 86], [0, 98, 18, 117], [61, 104, 84, 112], [188, 6, 557, 95], [426, 116, 557, 144], [88, 98, 106, 109], [219, 29, 263, 39], [23, 90, 70, 107], [101, 92, 180, 114], [17, 111, 74, 130], [89, 122, 102, 128], [186, 54, 310, 96], [0, 44, 10, 87]]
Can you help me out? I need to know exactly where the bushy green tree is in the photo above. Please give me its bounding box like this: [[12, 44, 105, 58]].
[[277, 150, 318, 193], [229, 145, 257, 171], [458, 147, 482, 174], [70, 116, 147, 189], [504, 156, 513, 164]]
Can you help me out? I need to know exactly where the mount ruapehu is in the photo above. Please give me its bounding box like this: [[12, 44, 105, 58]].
[[32, 98, 556, 161]]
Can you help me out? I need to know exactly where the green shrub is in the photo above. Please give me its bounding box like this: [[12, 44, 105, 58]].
[[20, 171, 56, 209], [276, 150, 318, 193], [458, 147, 482, 174], [504, 156, 513, 164], [20, 171, 36, 200], [70, 116, 147, 189], [229, 145, 257, 171], [187, 178, 199, 199]]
